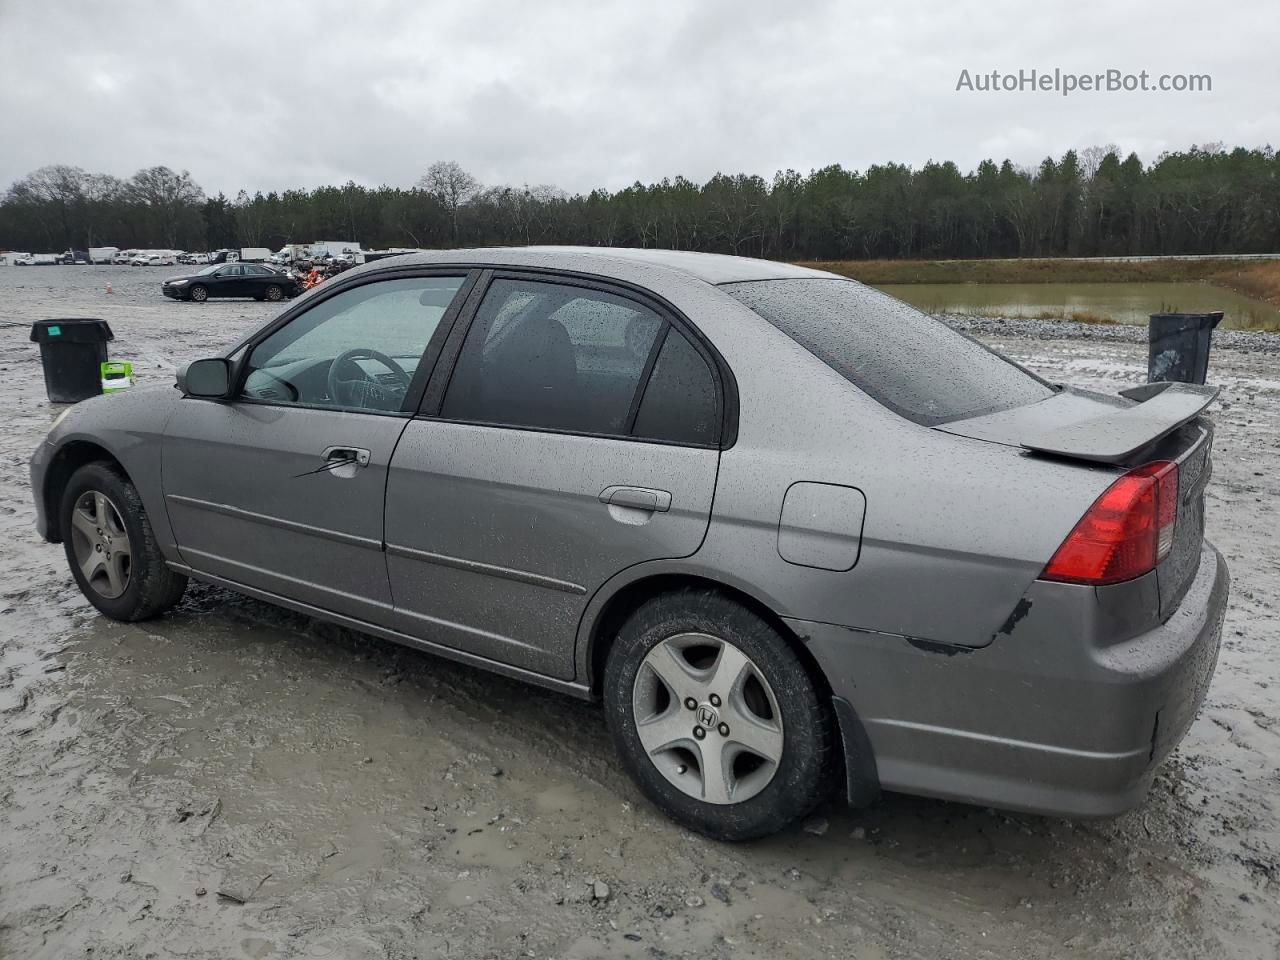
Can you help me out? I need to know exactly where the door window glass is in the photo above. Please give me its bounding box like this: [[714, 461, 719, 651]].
[[633, 328, 719, 445], [441, 278, 663, 434], [241, 276, 465, 412]]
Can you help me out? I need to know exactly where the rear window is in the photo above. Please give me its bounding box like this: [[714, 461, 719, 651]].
[[723, 278, 1053, 425]]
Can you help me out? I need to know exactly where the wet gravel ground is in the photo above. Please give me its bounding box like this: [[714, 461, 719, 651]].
[[0, 267, 1277, 960]]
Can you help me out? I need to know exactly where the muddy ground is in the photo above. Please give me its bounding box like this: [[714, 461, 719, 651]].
[[0, 266, 1276, 960]]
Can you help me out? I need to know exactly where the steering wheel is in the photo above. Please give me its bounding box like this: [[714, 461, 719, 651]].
[[327, 348, 412, 409]]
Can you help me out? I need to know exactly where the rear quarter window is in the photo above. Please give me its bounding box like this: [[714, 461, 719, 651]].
[[722, 278, 1053, 425]]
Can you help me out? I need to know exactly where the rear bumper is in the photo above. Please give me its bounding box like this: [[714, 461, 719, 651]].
[[792, 542, 1229, 818]]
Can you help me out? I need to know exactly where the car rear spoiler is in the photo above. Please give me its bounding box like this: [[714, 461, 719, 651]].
[[1021, 381, 1218, 464]]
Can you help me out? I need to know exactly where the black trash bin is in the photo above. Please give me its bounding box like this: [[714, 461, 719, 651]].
[[1148, 311, 1222, 385], [29, 318, 115, 403]]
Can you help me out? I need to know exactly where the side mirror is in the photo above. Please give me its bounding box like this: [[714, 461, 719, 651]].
[[178, 358, 232, 399]]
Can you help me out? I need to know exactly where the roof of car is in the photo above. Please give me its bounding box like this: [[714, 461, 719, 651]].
[[387, 246, 843, 285]]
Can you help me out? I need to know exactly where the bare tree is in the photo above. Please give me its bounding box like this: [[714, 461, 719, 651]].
[[130, 166, 205, 248], [6, 165, 90, 248], [1080, 144, 1121, 180], [418, 161, 480, 244]]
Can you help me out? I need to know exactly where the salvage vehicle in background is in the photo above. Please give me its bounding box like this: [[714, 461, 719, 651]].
[[161, 262, 301, 302], [132, 252, 176, 267], [30, 248, 1229, 840]]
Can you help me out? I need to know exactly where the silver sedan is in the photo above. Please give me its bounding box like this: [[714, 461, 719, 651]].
[[30, 248, 1229, 839]]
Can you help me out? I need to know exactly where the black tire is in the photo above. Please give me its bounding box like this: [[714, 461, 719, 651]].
[[264, 284, 284, 302], [60, 462, 187, 621], [603, 589, 839, 840], [189, 284, 208, 302]]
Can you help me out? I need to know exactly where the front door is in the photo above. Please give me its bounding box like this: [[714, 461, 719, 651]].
[[385, 275, 725, 680], [162, 272, 471, 623], [207, 263, 244, 297]]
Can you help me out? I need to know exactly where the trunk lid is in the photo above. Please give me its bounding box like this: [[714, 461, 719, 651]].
[[1156, 421, 1213, 619], [939, 382, 1217, 618]]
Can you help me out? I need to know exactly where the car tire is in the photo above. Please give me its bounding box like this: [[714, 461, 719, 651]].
[[264, 284, 284, 302], [189, 284, 208, 302], [603, 588, 839, 840], [60, 462, 187, 621]]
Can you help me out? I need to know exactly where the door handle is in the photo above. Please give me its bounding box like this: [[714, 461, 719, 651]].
[[599, 485, 671, 512], [322, 446, 371, 467]]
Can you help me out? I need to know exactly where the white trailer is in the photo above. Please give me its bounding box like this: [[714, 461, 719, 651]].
[[239, 247, 273, 263], [89, 246, 119, 264]]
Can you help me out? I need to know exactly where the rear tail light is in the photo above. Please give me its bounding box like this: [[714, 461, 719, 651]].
[[1041, 461, 1178, 586]]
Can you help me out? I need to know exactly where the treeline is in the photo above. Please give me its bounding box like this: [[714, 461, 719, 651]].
[[3, 146, 1278, 260]]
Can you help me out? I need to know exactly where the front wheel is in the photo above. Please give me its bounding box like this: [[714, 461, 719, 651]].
[[188, 284, 208, 302], [603, 589, 838, 840], [61, 462, 187, 621]]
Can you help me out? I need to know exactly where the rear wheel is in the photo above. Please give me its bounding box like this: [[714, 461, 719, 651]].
[[188, 284, 208, 302], [603, 589, 838, 840], [264, 284, 284, 302], [61, 462, 187, 621]]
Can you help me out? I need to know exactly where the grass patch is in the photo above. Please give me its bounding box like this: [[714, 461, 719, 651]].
[[796, 256, 1280, 307]]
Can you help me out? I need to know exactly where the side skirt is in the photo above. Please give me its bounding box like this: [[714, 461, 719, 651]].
[[167, 562, 594, 701]]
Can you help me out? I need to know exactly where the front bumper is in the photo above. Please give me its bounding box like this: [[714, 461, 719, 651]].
[[162, 285, 187, 299], [30, 439, 54, 541], [792, 542, 1229, 818]]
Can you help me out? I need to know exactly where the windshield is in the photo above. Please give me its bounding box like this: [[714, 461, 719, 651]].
[[723, 278, 1054, 426]]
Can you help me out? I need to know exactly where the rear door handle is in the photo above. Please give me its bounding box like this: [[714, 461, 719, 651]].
[[599, 485, 671, 512]]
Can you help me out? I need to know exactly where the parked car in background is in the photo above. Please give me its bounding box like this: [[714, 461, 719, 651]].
[[11, 254, 36, 266], [32, 248, 1229, 840], [113, 250, 138, 265], [161, 262, 300, 301], [132, 253, 176, 267]]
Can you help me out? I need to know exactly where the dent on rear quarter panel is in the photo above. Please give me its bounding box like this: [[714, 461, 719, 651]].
[[622, 286, 1122, 648]]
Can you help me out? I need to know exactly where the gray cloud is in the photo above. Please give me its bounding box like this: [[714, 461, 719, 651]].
[[1, 0, 1275, 197]]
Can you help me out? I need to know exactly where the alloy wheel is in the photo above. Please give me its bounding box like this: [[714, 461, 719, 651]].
[[69, 490, 132, 599], [632, 632, 784, 804]]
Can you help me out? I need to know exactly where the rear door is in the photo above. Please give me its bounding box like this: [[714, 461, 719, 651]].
[[384, 273, 725, 680]]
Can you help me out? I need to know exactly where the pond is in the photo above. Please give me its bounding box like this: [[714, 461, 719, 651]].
[[873, 281, 1280, 332]]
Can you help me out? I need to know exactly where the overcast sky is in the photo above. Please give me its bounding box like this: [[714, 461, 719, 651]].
[[1, 0, 1276, 197]]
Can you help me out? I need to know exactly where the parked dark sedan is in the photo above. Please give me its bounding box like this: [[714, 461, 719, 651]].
[[162, 263, 300, 302]]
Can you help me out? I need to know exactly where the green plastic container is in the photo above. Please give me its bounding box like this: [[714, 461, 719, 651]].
[[100, 360, 134, 394]]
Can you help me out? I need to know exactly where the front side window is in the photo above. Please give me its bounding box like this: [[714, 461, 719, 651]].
[[441, 278, 664, 434], [723, 278, 1053, 425], [241, 275, 465, 412]]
